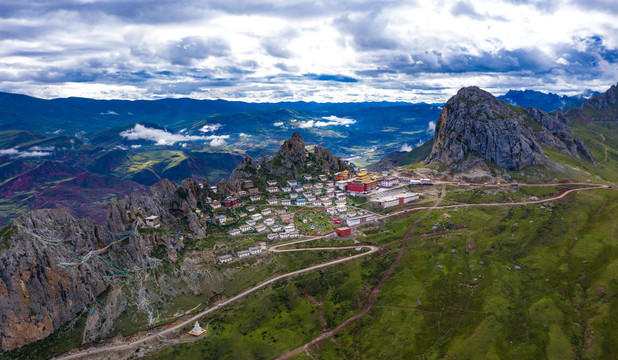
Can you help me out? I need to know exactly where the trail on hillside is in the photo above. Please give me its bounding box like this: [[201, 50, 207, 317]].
[[53, 184, 612, 360]]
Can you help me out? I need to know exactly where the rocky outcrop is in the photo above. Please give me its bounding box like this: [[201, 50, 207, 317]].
[[313, 145, 351, 174], [263, 132, 308, 179], [229, 132, 352, 189], [0, 210, 109, 350], [426, 86, 595, 170], [0, 176, 220, 351], [565, 83, 617, 122]]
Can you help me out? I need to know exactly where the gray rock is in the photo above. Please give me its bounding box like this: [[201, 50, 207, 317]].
[[426, 86, 595, 170]]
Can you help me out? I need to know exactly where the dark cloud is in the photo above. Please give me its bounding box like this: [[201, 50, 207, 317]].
[[304, 73, 358, 82], [503, 0, 561, 13], [570, 0, 618, 14], [274, 63, 299, 72], [262, 38, 293, 58], [334, 11, 399, 51], [261, 28, 299, 58], [359, 47, 555, 76], [451, 1, 483, 19], [164, 36, 230, 65], [0, 0, 393, 23]]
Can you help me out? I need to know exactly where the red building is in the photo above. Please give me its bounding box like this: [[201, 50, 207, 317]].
[[222, 197, 238, 208], [336, 227, 352, 237]]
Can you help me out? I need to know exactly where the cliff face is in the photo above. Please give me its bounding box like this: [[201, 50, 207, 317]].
[[0, 177, 218, 351], [426, 86, 594, 170], [0, 210, 109, 350]]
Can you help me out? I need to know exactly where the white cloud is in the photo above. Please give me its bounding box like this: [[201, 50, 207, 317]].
[[239, 133, 251, 138], [320, 115, 357, 126], [0, 1, 614, 102], [0, 148, 52, 158], [114, 145, 128, 150], [273, 122, 285, 127], [297, 115, 357, 128], [119, 124, 229, 146], [210, 137, 227, 146], [427, 121, 436, 134], [199, 123, 223, 132], [298, 120, 315, 128], [101, 110, 119, 115], [29, 145, 55, 151], [0, 149, 19, 156], [130, 144, 142, 149], [400, 144, 413, 152]]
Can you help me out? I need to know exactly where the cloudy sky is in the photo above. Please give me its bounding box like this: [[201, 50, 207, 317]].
[[0, 0, 616, 102]]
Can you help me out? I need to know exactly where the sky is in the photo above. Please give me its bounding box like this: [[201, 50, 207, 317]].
[[0, 0, 616, 103]]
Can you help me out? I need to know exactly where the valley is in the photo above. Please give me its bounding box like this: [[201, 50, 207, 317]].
[[0, 83, 616, 360]]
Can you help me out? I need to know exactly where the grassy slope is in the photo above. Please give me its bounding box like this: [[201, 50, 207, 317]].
[[139, 186, 618, 360], [314, 189, 618, 359], [568, 120, 618, 182]]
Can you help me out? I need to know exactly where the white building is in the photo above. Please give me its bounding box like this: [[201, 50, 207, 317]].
[[264, 217, 276, 226], [228, 228, 241, 236], [254, 224, 267, 232], [218, 254, 233, 263], [378, 176, 399, 188], [378, 193, 420, 208], [267, 198, 279, 205], [249, 246, 263, 255], [281, 199, 292, 206], [261, 208, 272, 215], [251, 213, 263, 221], [237, 250, 250, 258]]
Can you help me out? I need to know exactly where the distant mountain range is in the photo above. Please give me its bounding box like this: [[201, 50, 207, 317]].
[[496, 89, 597, 112], [0, 85, 613, 225]]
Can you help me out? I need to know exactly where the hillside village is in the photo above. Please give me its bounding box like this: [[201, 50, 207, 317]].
[[175, 165, 432, 265]]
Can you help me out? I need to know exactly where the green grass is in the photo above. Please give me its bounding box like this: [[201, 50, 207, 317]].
[[144, 252, 390, 360], [294, 210, 336, 235], [322, 189, 618, 359]]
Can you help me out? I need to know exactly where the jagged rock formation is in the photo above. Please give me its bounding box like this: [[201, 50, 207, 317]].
[[0, 177, 219, 351], [230, 132, 352, 189], [565, 82, 617, 122], [426, 86, 594, 170], [312, 144, 351, 174], [0, 210, 109, 350]]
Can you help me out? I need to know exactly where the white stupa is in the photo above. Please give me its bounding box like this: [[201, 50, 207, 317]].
[[189, 321, 206, 336]]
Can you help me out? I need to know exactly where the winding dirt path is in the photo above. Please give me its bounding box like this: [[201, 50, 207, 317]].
[[275, 183, 613, 359], [54, 241, 380, 360], [54, 183, 612, 360]]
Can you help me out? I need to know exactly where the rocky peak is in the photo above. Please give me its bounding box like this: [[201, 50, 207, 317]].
[[278, 131, 307, 166], [229, 132, 352, 189], [426, 86, 594, 170], [313, 145, 351, 173], [565, 82, 617, 122]]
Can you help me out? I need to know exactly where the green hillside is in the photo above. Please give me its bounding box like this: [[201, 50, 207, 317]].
[[141, 186, 618, 360]]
